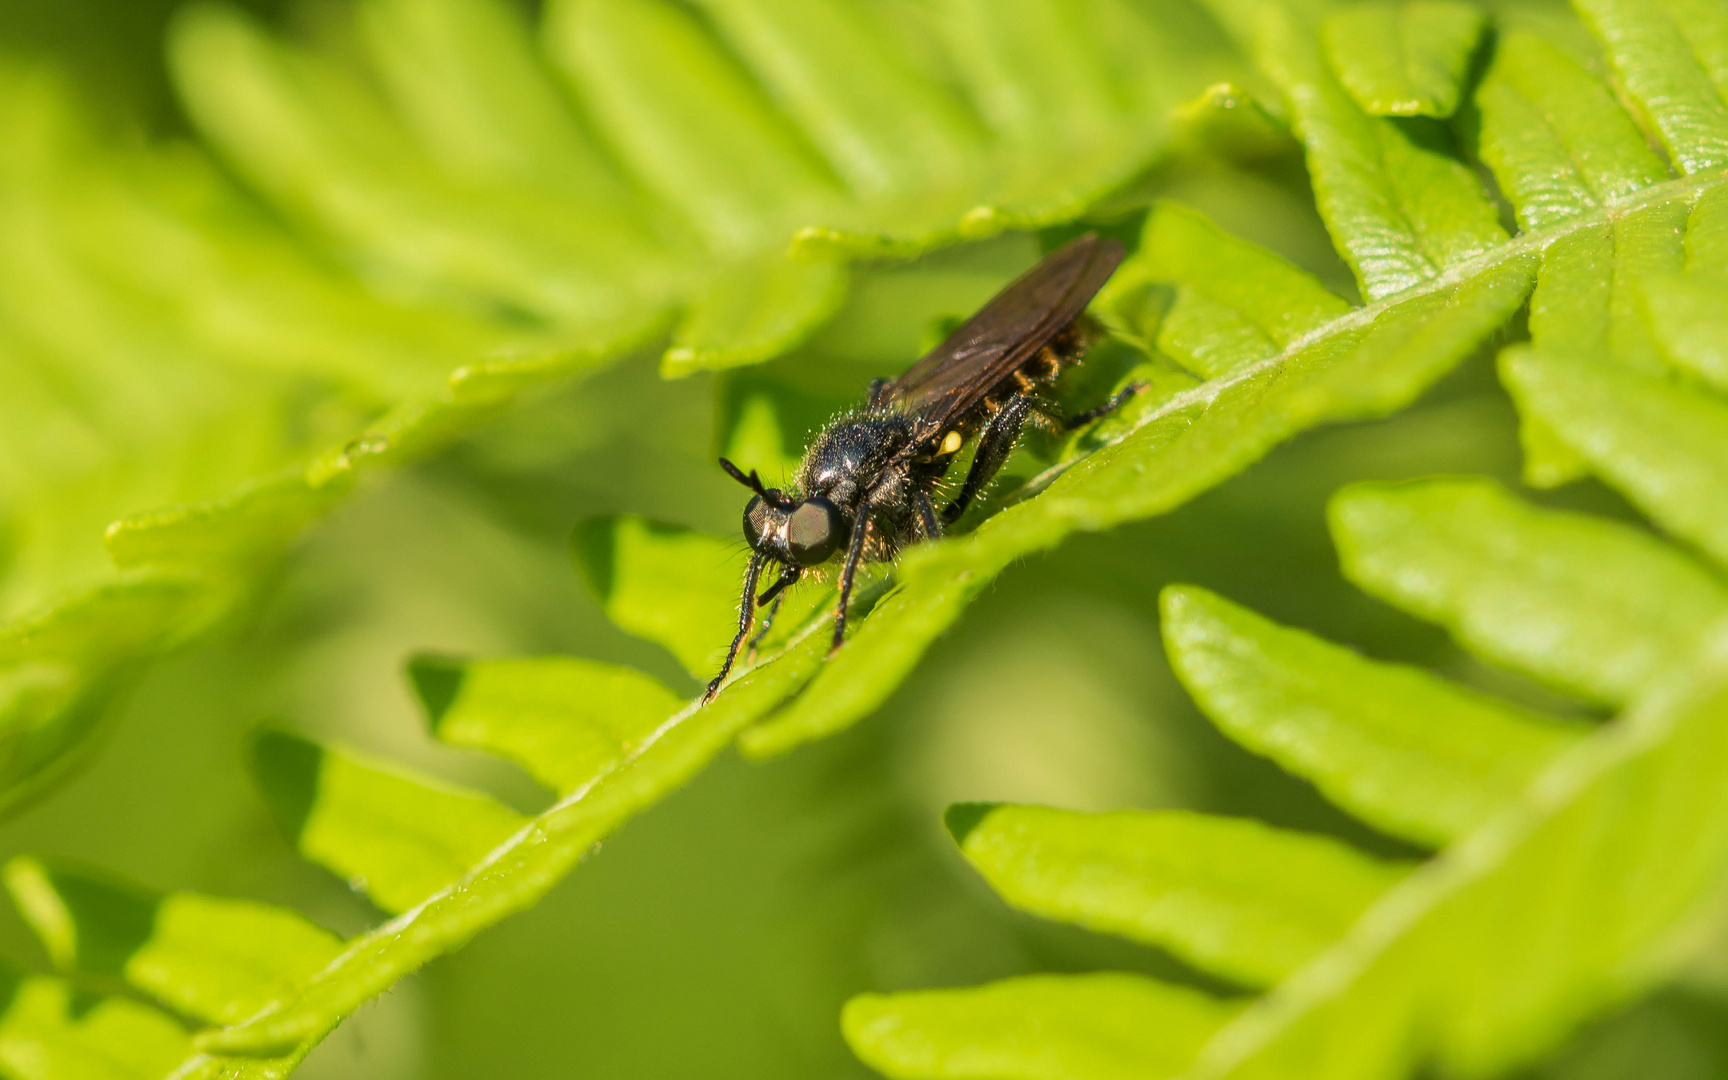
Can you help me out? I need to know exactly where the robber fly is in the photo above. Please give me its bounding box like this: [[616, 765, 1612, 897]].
[[703, 231, 1137, 702]]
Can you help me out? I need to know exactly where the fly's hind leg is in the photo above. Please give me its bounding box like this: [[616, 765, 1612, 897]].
[[913, 489, 942, 541], [1058, 381, 1146, 431], [942, 393, 1034, 524]]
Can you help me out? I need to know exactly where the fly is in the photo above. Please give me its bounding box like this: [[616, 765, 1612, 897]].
[[704, 231, 1139, 702]]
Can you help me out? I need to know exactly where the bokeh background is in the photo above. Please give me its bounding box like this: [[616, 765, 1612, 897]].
[[1, 1, 1725, 1077]]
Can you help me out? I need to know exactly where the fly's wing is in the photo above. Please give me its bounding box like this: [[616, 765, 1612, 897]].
[[881, 232, 1125, 442]]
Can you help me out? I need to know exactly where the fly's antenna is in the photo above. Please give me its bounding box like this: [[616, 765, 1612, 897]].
[[718, 457, 794, 510]]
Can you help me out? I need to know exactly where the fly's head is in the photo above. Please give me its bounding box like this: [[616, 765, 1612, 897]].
[[720, 458, 847, 567]]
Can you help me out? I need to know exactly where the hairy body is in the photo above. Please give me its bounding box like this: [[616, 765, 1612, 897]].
[[704, 234, 1135, 701]]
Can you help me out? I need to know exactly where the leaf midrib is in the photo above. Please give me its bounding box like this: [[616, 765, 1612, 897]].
[[180, 598, 838, 1061], [984, 168, 1728, 522]]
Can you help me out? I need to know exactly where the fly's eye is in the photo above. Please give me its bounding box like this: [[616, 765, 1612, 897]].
[[787, 498, 845, 565], [742, 495, 773, 550]]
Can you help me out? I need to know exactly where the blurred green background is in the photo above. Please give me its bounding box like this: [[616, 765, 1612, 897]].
[[2, 1, 1725, 1077]]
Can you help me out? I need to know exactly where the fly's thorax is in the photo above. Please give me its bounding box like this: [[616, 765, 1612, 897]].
[[795, 414, 916, 501]]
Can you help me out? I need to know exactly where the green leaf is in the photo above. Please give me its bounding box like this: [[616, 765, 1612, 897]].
[[1483, 3, 1728, 486], [1321, 1, 1487, 118], [572, 516, 753, 681], [3, 858, 340, 1027], [409, 653, 685, 795], [1500, 346, 1728, 568], [1572, 0, 1728, 176], [1162, 584, 1585, 847], [1642, 269, 1728, 393], [193, 622, 830, 1057], [0, 965, 191, 1080], [1472, 31, 1668, 233], [1515, 197, 1691, 486], [947, 803, 1408, 987], [1169, 82, 1295, 161], [1330, 477, 1728, 706], [686, 0, 992, 205], [1140, 201, 1352, 379], [663, 253, 850, 377], [0, 55, 644, 815], [542, 0, 843, 255], [1186, 626, 1728, 1080], [0, 573, 214, 816], [1204, 0, 1506, 299], [251, 730, 528, 915], [843, 973, 1245, 1080], [170, 1, 672, 329]]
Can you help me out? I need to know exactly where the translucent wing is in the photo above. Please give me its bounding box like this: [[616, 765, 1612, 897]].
[[882, 232, 1125, 442]]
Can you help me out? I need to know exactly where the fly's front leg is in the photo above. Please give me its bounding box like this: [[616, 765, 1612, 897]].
[[942, 393, 1034, 524], [832, 502, 875, 654], [747, 566, 800, 657], [705, 551, 769, 702]]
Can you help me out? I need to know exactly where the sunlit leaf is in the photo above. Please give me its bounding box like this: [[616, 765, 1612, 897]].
[[572, 516, 751, 681], [1331, 477, 1728, 706], [1191, 627, 1728, 1079], [844, 973, 1245, 1080], [410, 653, 684, 795], [3, 858, 340, 1027], [0, 964, 190, 1080], [1162, 584, 1584, 846], [251, 730, 527, 915], [946, 803, 1407, 987], [1501, 347, 1728, 567], [1321, 1, 1486, 118]]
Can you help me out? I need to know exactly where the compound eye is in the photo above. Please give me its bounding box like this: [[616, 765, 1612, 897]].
[[742, 495, 773, 550], [787, 498, 845, 565]]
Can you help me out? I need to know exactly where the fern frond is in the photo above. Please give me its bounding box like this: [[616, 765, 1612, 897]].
[[0, 0, 1213, 813], [14, 0, 1728, 1072], [853, 460, 1728, 1077], [832, 1, 1728, 1077]]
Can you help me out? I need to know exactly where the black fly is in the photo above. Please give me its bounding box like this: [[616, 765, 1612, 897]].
[[703, 232, 1137, 702]]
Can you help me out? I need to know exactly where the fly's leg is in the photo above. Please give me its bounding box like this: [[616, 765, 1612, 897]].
[[704, 551, 769, 703], [913, 489, 942, 541], [832, 503, 875, 654], [747, 566, 800, 658], [746, 595, 783, 659], [1059, 381, 1146, 431], [942, 393, 1034, 524]]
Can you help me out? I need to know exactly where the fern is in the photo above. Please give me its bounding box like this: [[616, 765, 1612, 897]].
[[836, 3, 1728, 1074], [7, 0, 1728, 1075], [0, 0, 1214, 815]]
